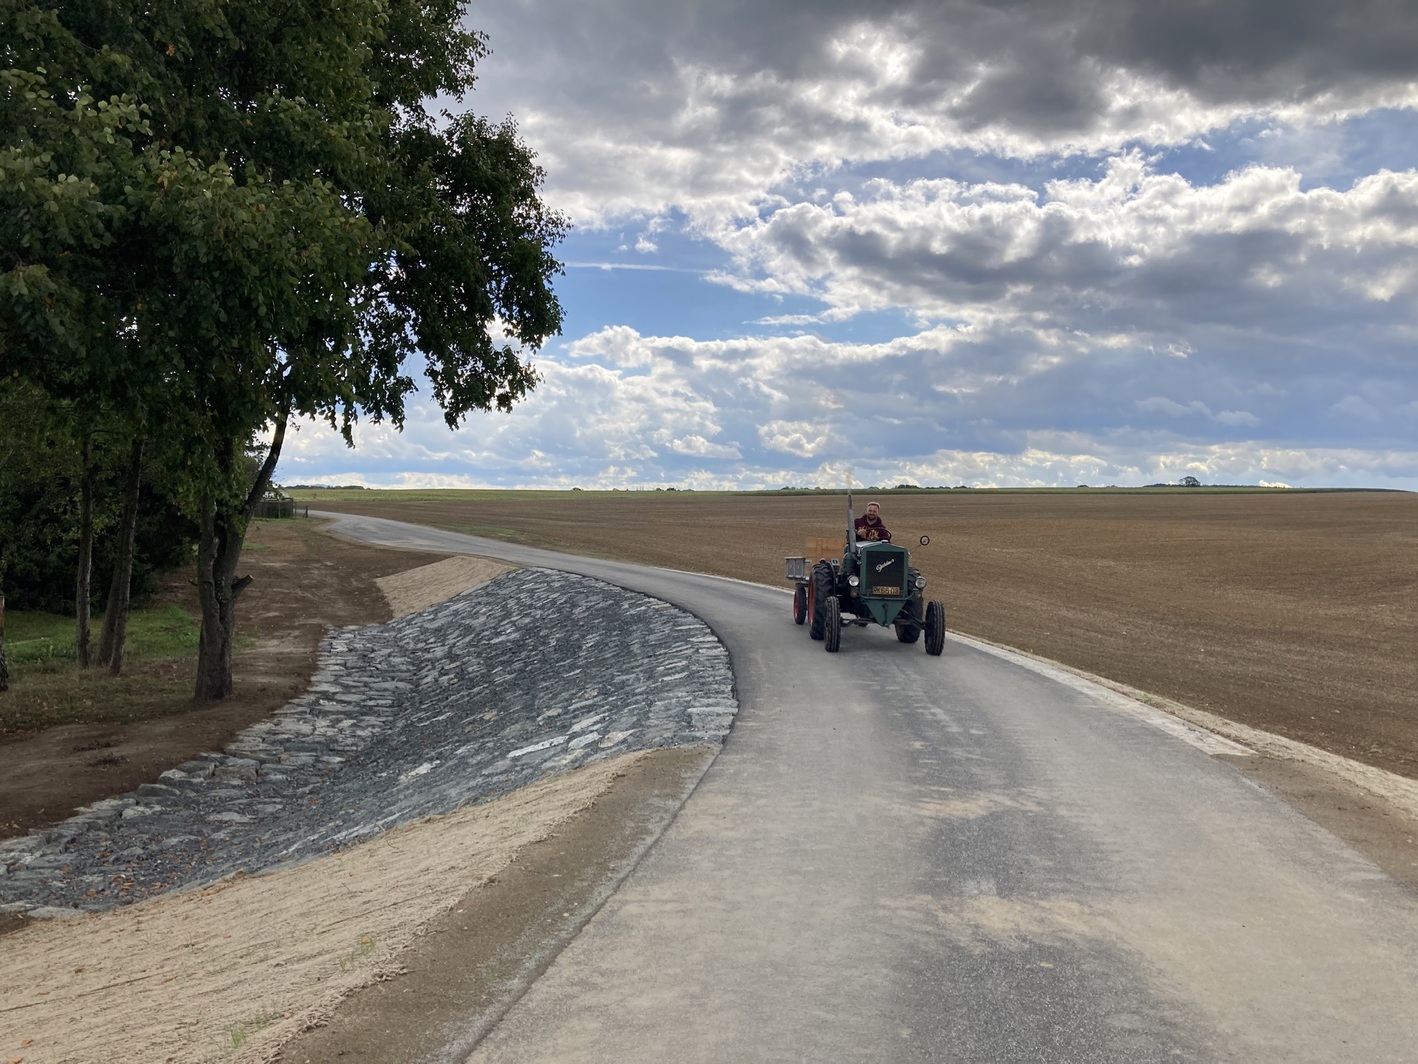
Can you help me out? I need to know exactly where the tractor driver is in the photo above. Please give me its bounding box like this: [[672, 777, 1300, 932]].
[[855, 500, 892, 542]]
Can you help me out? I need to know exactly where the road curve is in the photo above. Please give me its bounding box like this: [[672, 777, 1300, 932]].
[[315, 511, 1418, 1063]]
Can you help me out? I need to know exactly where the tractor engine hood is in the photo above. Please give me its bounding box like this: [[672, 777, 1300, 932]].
[[858, 542, 909, 600]]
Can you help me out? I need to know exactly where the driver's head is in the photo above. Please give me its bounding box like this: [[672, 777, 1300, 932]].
[[866, 501, 881, 518]]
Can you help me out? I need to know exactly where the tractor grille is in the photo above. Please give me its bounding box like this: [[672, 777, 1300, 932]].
[[864, 549, 907, 598]]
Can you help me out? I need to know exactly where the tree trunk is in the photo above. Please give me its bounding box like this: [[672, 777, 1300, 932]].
[[194, 415, 287, 702], [194, 491, 243, 701], [0, 592, 9, 693], [96, 437, 144, 674], [75, 437, 94, 667]]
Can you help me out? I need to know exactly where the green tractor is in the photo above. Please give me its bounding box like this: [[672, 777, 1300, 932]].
[[786, 497, 946, 655]]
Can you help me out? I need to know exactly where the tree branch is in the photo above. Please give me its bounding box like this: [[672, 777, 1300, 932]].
[[241, 407, 288, 521]]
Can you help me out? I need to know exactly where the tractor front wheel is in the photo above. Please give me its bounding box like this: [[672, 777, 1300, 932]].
[[808, 562, 833, 640], [924, 600, 946, 656], [824, 595, 842, 653], [793, 583, 808, 625]]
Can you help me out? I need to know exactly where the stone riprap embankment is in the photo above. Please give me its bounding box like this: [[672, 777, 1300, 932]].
[[0, 568, 736, 919]]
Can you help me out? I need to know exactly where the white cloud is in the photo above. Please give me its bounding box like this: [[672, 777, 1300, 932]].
[[1136, 399, 1261, 428], [759, 420, 830, 458], [712, 159, 1418, 333], [276, 306, 1418, 492], [1213, 410, 1261, 427], [280, 399, 1418, 492], [565, 325, 658, 367], [662, 434, 741, 459], [1138, 397, 1210, 418], [1330, 395, 1383, 421]]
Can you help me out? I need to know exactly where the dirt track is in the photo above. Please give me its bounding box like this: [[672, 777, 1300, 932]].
[[305, 489, 1418, 779]]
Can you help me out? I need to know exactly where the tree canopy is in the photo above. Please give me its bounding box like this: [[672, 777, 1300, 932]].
[[1, 0, 567, 698]]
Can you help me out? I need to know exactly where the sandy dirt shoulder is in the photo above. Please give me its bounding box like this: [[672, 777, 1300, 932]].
[[376, 554, 518, 619], [0, 750, 654, 1064]]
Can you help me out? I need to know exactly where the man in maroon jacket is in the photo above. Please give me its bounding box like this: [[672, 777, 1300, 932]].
[[854, 500, 892, 541]]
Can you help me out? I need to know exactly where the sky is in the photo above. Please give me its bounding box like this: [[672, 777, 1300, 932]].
[[281, 0, 1418, 491]]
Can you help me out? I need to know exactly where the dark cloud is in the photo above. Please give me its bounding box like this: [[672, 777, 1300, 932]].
[[1074, 0, 1418, 102], [949, 54, 1110, 136], [476, 1, 1418, 140]]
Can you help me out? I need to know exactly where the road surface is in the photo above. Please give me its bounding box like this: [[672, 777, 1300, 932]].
[[317, 511, 1418, 1063]]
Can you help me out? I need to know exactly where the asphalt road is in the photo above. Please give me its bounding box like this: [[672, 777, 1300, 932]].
[[316, 512, 1418, 1063]]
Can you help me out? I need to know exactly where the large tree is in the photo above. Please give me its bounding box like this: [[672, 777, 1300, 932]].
[[2, 0, 566, 700]]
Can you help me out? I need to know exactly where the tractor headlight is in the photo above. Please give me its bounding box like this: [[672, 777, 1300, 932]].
[[847, 574, 860, 587], [914, 575, 927, 590]]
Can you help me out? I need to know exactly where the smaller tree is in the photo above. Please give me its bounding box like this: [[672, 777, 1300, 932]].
[[93, 437, 144, 673], [0, 591, 8, 692]]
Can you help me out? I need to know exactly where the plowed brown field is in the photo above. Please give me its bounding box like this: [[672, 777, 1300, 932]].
[[303, 489, 1418, 780]]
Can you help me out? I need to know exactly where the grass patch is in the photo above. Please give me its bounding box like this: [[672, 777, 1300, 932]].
[[226, 1010, 276, 1051], [336, 933, 376, 973], [6, 603, 198, 668], [5, 611, 78, 673], [1, 603, 200, 735], [124, 602, 202, 657]]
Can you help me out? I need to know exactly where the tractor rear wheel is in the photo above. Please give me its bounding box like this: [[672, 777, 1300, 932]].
[[809, 562, 834, 641], [924, 601, 946, 656], [792, 583, 808, 625], [824, 595, 841, 653]]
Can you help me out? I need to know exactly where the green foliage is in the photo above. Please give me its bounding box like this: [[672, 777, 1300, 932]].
[[365, 112, 562, 426], [0, 379, 196, 613], [0, 57, 146, 365], [2, 473, 196, 612], [2, 0, 564, 479]]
